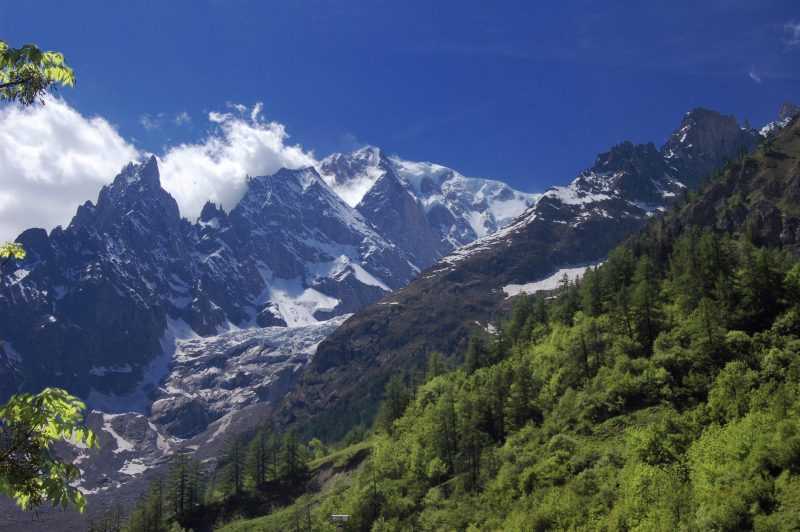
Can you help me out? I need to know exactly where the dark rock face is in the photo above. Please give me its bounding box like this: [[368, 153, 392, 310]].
[[150, 395, 210, 438], [357, 168, 448, 268], [678, 115, 800, 253], [0, 162, 417, 400], [281, 108, 762, 441], [779, 102, 800, 122], [0, 158, 177, 397], [662, 108, 759, 188]]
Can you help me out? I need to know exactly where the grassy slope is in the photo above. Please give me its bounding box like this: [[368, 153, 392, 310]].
[[217, 441, 373, 532]]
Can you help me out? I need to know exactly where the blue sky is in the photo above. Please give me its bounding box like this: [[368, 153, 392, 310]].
[[1, 0, 799, 194]]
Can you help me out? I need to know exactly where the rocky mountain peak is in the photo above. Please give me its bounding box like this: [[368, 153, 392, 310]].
[[662, 108, 757, 188], [88, 158, 181, 236], [592, 141, 661, 172], [199, 201, 226, 223], [778, 101, 800, 122], [111, 155, 161, 190], [356, 164, 445, 267], [318, 148, 390, 207], [352, 145, 383, 163], [667, 107, 744, 152]]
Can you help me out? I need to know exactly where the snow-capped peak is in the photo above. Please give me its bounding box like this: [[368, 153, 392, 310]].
[[759, 103, 799, 138], [318, 147, 389, 207], [319, 146, 538, 255]]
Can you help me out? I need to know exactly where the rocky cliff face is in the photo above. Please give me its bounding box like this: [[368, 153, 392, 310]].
[[0, 161, 416, 400], [282, 107, 762, 440], [662, 108, 758, 188], [0, 142, 538, 530], [0, 138, 536, 401], [0, 159, 181, 397]]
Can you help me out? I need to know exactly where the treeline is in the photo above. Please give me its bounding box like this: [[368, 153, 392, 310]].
[[104, 428, 314, 532], [366, 229, 800, 530], [119, 225, 800, 531], [223, 226, 800, 531]]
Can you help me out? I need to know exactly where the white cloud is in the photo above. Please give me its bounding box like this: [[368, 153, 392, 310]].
[[748, 70, 762, 84], [174, 111, 191, 126], [785, 21, 800, 47], [158, 102, 316, 220], [0, 99, 317, 241], [0, 96, 140, 241], [139, 112, 166, 130], [227, 102, 248, 114]]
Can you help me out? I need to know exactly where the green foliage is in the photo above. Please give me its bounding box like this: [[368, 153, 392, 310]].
[[125, 424, 319, 530], [153, 216, 800, 531], [0, 40, 75, 105], [0, 387, 96, 512], [425, 351, 446, 382], [123, 454, 203, 532], [0, 242, 25, 261], [222, 228, 800, 530], [375, 374, 411, 433]]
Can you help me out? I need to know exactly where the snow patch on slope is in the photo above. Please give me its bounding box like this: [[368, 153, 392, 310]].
[[101, 413, 136, 454], [503, 263, 603, 297], [267, 278, 340, 327]]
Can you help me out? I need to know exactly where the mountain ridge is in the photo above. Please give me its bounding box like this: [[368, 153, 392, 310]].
[[279, 106, 767, 440]]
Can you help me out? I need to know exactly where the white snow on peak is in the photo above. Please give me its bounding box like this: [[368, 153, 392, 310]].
[[434, 203, 539, 271], [308, 255, 390, 292], [120, 458, 151, 476], [89, 364, 133, 377], [759, 116, 793, 137], [318, 146, 388, 207], [677, 123, 692, 144], [389, 157, 454, 192], [319, 147, 538, 241]]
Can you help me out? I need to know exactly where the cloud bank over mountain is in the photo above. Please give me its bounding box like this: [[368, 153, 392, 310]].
[[157, 102, 315, 223], [0, 98, 316, 241], [0, 97, 139, 242]]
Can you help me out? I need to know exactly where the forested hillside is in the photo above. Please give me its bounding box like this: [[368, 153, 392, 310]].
[[115, 115, 800, 531]]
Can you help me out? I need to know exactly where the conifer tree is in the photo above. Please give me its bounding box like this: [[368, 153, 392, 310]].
[[464, 333, 488, 374], [504, 360, 537, 432], [581, 267, 603, 317], [632, 255, 661, 353], [426, 351, 446, 381], [246, 427, 271, 488], [376, 375, 411, 433], [167, 452, 191, 519], [507, 295, 534, 341], [458, 396, 487, 491], [434, 389, 459, 475], [281, 431, 308, 488], [223, 436, 246, 496]]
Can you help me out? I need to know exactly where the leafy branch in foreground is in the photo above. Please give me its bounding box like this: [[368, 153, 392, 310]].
[[0, 242, 25, 261], [0, 388, 96, 512], [0, 40, 75, 105]]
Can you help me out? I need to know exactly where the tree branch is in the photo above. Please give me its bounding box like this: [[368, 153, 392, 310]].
[[0, 79, 28, 90]]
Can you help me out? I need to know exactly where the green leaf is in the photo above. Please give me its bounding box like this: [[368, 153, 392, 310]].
[[0, 242, 25, 260]]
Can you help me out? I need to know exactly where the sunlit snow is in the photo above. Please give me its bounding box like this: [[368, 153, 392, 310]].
[[503, 263, 603, 297]]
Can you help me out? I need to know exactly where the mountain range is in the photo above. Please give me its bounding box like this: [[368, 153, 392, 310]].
[[0, 103, 796, 530], [0, 148, 534, 405], [279, 107, 768, 439]]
